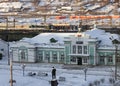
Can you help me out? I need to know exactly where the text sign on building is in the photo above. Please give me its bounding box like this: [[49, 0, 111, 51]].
[[76, 41, 83, 44]]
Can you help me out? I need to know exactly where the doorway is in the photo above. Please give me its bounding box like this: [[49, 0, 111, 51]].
[[77, 57, 82, 65]]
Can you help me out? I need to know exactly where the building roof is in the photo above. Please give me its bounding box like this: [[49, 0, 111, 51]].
[[20, 33, 75, 44], [20, 25, 120, 47]]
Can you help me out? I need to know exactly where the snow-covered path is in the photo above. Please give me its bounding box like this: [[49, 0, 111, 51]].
[[0, 63, 117, 86], [0, 58, 119, 86]]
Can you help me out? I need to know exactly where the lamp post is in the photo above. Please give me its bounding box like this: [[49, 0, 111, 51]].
[[83, 67, 88, 81], [10, 57, 13, 86], [6, 17, 10, 65], [22, 64, 26, 76], [119, 0, 120, 28], [110, 38, 120, 81], [9, 50, 14, 86], [114, 43, 117, 81]]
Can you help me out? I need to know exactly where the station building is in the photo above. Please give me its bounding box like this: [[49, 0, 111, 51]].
[[10, 25, 120, 65]]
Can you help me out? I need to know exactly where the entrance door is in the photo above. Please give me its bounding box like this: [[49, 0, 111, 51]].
[[77, 58, 82, 65]]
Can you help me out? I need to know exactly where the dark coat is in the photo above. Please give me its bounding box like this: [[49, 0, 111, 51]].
[[52, 68, 56, 76]]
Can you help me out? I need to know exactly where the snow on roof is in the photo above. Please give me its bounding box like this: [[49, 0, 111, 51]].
[[0, 2, 23, 12], [20, 37, 31, 42], [21, 25, 120, 47], [85, 25, 120, 46], [85, 28, 105, 38], [21, 33, 75, 44], [0, 2, 22, 8]]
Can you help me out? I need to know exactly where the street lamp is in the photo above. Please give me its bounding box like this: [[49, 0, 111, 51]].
[[9, 57, 13, 86], [110, 37, 120, 81], [6, 17, 10, 65], [83, 67, 88, 81], [22, 64, 26, 76], [9, 50, 15, 86]]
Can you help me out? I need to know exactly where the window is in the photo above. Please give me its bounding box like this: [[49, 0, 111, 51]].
[[78, 46, 82, 54], [100, 57, 104, 63], [60, 53, 64, 61], [53, 53, 57, 61], [116, 58, 120, 62], [71, 57, 76, 62], [38, 52, 43, 61], [83, 58, 87, 63], [84, 46, 87, 54], [73, 45, 76, 54], [21, 50, 25, 60], [108, 57, 113, 63], [45, 52, 50, 60]]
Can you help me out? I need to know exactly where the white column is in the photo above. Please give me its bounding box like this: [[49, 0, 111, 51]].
[[43, 51, 45, 61], [94, 57, 96, 65], [82, 45, 83, 55], [57, 52, 60, 63], [96, 54, 98, 65], [87, 56, 90, 65], [94, 46, 96, 65], [65, 52, 67, 64], [76, 45, 78, 54], [50, 51, 52, 62], [105, 57, 107, 65], [113, 55, 115, 65]]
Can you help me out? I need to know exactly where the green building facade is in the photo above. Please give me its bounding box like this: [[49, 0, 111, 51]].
[[10, 29, 120, 66]]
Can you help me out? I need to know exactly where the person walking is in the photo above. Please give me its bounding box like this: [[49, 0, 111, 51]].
[[52, 67, 56, 79]]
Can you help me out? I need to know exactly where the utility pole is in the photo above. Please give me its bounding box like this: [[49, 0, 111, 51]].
[[6, 17, 10, 65], [9, 50, 16, 86], [118, 0, 120, 28], [10, 58, 13, 86], [115, 45, 118, 80], [110, 38, 120, 81]]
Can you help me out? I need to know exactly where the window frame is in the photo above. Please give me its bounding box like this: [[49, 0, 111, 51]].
[[78, 46, 82, 54], [73, 45, 76, 54], [108, 56, 113, 63]]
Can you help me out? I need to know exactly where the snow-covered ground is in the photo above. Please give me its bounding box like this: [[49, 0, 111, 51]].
[[0, 57, 119, 86]]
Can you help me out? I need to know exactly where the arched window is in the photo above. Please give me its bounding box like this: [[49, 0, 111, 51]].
[[21, 50, 25, 60], [19, 46, 27, 62]]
